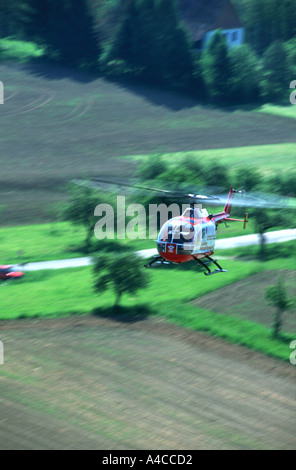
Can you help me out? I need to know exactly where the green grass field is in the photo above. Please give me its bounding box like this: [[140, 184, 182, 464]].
[[0, 252, 294, 361], [257, 104, 296, 120], [0, 221, 157, 264]]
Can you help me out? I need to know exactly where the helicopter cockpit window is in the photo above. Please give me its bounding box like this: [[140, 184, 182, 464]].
[[158, 220, 195, 245]]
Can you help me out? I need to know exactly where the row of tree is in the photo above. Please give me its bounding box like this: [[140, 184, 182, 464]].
[[101, 0, 296, 102], [0, 0, 295, 103], [201, 33, 294, 103], [135, 153, 296, 196], [232, 0, 296, 54], [2, 0, 296, 56]]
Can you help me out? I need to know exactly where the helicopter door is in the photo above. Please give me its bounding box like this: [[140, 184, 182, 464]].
[[193, 221, 216, 254], [193, 223, 202, 254], [204, 222, 216, 252]]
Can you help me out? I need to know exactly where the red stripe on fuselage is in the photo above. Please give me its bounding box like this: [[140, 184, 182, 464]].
[[158, 251, 214, 264], [159, 252, 195, 264]]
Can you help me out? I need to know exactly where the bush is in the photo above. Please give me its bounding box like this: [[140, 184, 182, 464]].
[[261, 40, 291, 102], [201, 30, 232, 102], [228, 44, 261, 103]]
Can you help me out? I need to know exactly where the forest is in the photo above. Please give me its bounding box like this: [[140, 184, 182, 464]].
[[0, 0, 295, 103]]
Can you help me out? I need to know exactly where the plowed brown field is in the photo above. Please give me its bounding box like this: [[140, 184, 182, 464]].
[[0, 315, 295, 450]]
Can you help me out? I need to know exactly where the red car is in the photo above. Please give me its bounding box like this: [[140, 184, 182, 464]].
[[0, 265, 25, 281]]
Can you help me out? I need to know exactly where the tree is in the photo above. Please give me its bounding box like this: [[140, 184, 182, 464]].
[[228, 44, 260, 103], [261, 40, 290, 102], [284, 38, 296, 77], [234, 167, 261, 192], [251, 209, 277, 259], [136, 154, 166, 180], [232, 0, 296, 54], [202, 159, 230, 191], [201, 30, 232, 102], [63, 183, 103, 252], [250, 208, 292, 260], [93, 252, 149, 307], [26, 0, 100, 69], [0, 0, 31, 38], [265, 170, 296, 198], [108, 0, 194, 89], [265, 277, 293, 337], [279, 0, 296, 41], [154, 0, 194, 89]]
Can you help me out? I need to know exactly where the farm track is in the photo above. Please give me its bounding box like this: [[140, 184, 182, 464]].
[[0, 315, 295, 450]]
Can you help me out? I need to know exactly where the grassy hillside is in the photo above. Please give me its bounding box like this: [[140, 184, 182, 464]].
[[1, 63, 296, 225]]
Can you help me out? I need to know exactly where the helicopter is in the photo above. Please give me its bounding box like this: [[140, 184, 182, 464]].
[[144, 186, 248, 275], [89, 179, 248, 275]]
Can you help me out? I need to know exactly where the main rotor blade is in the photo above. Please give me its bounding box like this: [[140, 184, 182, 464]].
[[73, 179, 296, 210], [90, 177, 220, 202], [211, 191, 296, 209]]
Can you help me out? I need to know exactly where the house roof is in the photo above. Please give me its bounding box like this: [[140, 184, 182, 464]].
[[178, 0, 243, 41]]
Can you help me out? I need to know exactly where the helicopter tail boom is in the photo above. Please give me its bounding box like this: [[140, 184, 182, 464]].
[[212, 188, 246, 227], [224, 187, 245, 215], [223, 187, 235, 215]]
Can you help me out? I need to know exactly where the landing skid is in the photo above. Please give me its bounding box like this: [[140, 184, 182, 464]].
[[195, 256, 228, 276], [144, 255, 171, 268]]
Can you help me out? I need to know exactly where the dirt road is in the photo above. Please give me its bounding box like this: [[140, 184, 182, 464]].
[[0, 315, 295, 450]]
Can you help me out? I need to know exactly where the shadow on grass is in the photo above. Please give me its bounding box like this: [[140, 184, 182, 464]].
[[23, 58, 98, 84], [262, 242, 296, 261], [236, 240, 296, 262], [25, 58, 201, 111], [67, 239, 134, 256], [92, 239, 134, 254], [111, 76, 201, 111], [92, 304, 154, 323], [8, 57, 295, 114], [145, 259, 214, 274]]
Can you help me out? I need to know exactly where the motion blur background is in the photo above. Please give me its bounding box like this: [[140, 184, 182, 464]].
[[0, 0, 295, 450]]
